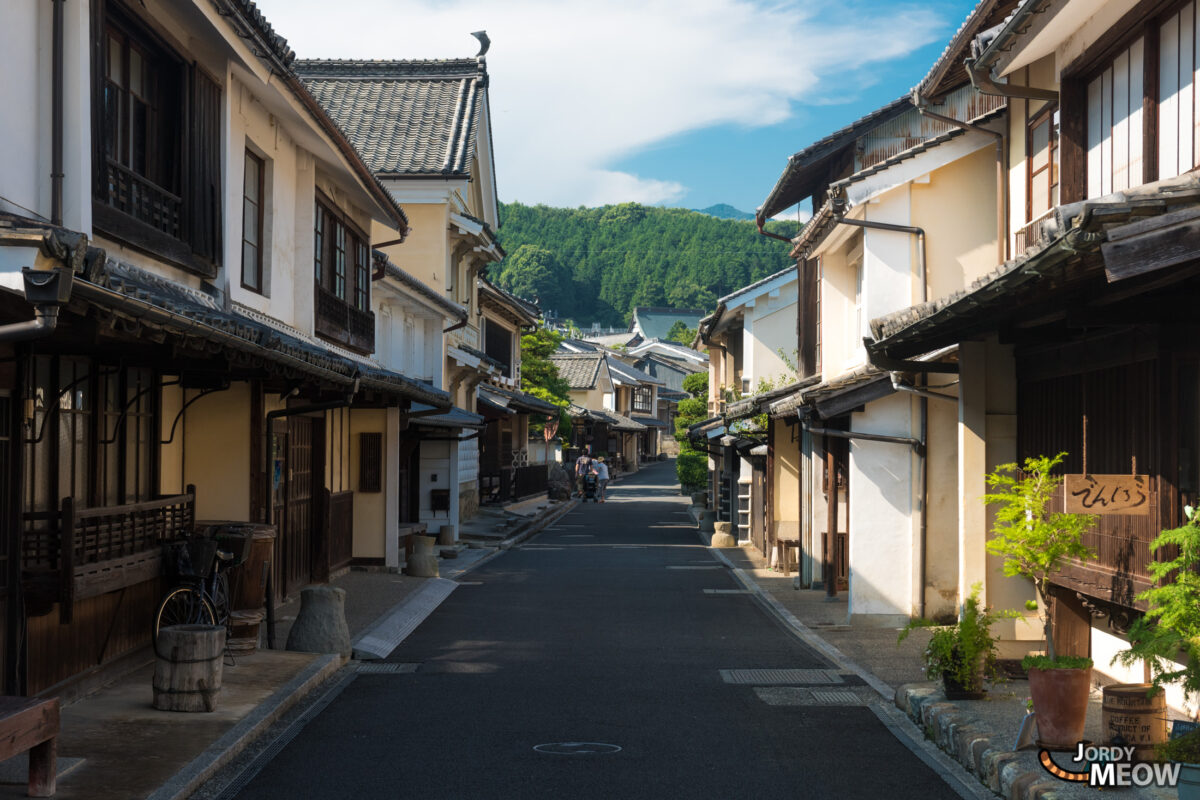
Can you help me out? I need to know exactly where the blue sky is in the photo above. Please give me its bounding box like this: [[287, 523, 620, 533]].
[[256, 0, 980, 214]]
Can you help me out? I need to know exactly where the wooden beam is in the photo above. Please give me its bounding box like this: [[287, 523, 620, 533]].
[[1102, 214, 1200, 282]]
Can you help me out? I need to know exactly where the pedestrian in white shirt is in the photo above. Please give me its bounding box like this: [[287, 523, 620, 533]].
[[592, 457, 610, 502]]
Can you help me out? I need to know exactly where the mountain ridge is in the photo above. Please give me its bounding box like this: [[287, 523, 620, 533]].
[[491, 201, 796, 326]]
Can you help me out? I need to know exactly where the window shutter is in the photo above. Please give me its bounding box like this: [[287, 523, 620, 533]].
[[359, 432, 383, 493], [186, 65, 222, 268]]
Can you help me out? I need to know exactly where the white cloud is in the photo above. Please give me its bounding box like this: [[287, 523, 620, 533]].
[[253, 0, 947, 207]]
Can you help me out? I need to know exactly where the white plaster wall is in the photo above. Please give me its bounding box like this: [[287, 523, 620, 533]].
[[746, 301, 797, 387], [0, 4, 44, 220], [227, 75, 300, 325], [0, 2, 90, 230], [861, 187, 915, 340], [848, 392, 917, 622]]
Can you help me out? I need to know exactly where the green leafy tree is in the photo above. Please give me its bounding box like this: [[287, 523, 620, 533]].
[[1115, 509, 1200, 696], [682, 371, 708, 399], [983, 452, 1097, 664], [519, 327, 571, 435], [665, 320, 697, 345]]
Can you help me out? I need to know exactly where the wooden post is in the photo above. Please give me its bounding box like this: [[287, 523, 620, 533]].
[[825, 445, 837, 598], [58, 497, 74, 624]]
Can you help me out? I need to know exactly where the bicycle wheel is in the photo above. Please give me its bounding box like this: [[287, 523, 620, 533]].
[[209, 571, 231, 630], [153, 586, 216, 644]]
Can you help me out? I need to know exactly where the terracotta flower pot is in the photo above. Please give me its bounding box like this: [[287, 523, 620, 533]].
[[1028, 666, 1092, 750]]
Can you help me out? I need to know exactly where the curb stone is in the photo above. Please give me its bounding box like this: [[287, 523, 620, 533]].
[[498, 498, 579, 550], [146, 653, 342, 800], [898, 683, 1065, 800]]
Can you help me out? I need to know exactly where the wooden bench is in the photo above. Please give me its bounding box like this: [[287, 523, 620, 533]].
[[0, 697, 59, 797]]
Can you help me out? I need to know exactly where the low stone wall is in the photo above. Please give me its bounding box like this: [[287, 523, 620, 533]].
[[459, 484, 479, 521]]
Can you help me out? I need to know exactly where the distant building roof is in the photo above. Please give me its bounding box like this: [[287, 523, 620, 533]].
[[629, 307, 707, 341], [296, 57, 487, 177], [549, 353, 605, 389], [605, 357, 664, 386], [579, 331, 639, 348]]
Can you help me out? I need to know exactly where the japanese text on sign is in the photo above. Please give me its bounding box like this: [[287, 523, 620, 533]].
[[1064, 474, 1150, 515]]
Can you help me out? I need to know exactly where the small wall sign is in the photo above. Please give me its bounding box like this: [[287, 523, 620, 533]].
[[1064, 474, 1150, 515]]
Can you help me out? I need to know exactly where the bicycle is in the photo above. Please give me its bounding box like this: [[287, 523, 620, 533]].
[[152, 537, 235, 647]]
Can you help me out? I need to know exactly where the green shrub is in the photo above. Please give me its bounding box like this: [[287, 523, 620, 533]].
[[676, 452, 707, 489], [682, 372, 708, 399]]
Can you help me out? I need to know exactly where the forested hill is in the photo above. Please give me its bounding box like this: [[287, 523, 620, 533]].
[[491, 201, 798, 327]]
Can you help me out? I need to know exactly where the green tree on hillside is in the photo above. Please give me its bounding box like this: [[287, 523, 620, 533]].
[[494, 202, 797, 326], [496, 245, 573, 316]]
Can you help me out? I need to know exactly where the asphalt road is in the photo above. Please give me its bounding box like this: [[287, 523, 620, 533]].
[[229, 462, 962, 799]]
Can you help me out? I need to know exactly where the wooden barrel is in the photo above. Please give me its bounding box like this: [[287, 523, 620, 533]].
[[1102, 683, 1168, 761], [153, 625, 225, 712], [227, 610, 264, 655]]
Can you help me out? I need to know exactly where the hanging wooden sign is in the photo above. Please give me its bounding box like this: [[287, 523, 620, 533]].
[[1064, 474, 1150, 515]]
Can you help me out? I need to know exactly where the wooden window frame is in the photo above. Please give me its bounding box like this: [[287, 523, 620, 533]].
[[1059, 0, 1200, 199], [313, 192, 374, 353], [241, 149, 265, 294], [23, 357, 160, 516], [1026, 104, 1060, 222], [90, 0, 222, 278]]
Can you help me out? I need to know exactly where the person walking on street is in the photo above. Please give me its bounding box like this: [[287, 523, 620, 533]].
[[592, 457, 610, 502], [574, 450, 593, 498]]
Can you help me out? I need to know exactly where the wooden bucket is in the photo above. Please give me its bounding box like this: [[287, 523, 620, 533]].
[[1102, 683, 1168, 761], [153, 625, 225, 712]]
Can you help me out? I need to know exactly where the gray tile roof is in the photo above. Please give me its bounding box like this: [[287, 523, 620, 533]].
[[296, 58, 487, 176], [549, 353, 604, 389], [630, 307, 707, 341]]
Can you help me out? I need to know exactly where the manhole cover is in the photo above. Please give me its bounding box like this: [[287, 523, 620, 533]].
[[533, 742, 622, 755]]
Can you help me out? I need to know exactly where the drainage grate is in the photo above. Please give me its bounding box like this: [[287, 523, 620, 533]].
[[753, 687, 868, 706], [720, 668, 844, 685], [810, 689, 866, 705], [356, 662, 420, 674], [703, 589, 752, 595], [667, 565, 723, 570]]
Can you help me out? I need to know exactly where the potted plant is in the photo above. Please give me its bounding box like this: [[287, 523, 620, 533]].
[[899, 583, 1015, 699], [984, 452, 1098, 750], [1114, 506, 1200, 793]]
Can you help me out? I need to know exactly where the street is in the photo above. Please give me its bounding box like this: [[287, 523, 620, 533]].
[[222, 462, 962, 799]]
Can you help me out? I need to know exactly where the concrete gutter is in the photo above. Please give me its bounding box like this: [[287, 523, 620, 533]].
[[146, 653, 343, 800]]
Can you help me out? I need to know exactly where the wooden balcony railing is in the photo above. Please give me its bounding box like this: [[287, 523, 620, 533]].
[[1013, 208, 1056, 255], [22, 486, 197, 622], [315, 283, 375, 354], [105, 158, 182, 240]]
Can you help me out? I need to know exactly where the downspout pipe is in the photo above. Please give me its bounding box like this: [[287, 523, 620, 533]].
[[756, 216, 795, 244], [51, 0, 65, 226], [804, 423, 924, 455], [964, 57, 1060, 102], [889, 374, 958, 403], [910, 92, 1008, 266], [0, 306, 61, 344], [0, 268, 74, 343], [833, 215, 926, 301]]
